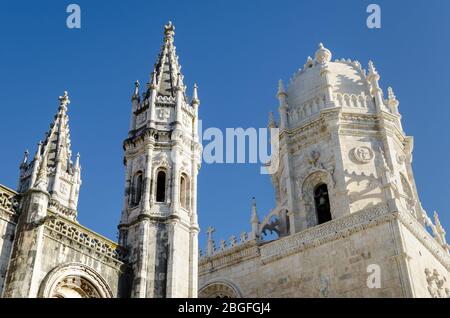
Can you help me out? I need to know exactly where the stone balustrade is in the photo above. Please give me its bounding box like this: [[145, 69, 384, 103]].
[[45, 213, 127, 263]]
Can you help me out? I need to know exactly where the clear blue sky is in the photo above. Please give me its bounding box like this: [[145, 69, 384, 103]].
[[1, 1, 449, 249]]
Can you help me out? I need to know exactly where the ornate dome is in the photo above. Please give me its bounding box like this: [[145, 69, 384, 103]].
[[284, 44, 377, 126]]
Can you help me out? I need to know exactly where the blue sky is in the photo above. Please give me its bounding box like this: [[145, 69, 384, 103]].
[[1, 1, 449, 249]]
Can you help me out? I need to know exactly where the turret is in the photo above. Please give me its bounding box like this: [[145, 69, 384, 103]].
[[250, 197, 260, 240], [367, 60, 387, 112], [17, 91, 81, 221], [191, 83, 200, 140], [277, 79, 288, 129], [120, 22, 201, 298]]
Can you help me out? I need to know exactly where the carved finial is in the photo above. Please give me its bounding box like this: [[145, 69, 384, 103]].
[[304, 56, 314, 69], [58, 90, 70, 108], [277, 79, 286, 96], [387, 86, 399, 113], [150, 72, 157, 89], [132, 80, 140, 99], [22, 150, 29, 164], [34, 154, 48, 191], [74, 152, 80, 170], [240, 232, 248, 243], [164, 21, 175, 40], [268, 111, 276, 128], [315, 42, 332, 63], [175, 72, 182, 90], [229, 235, 237, 247], [251, 197, 259, 224], [368, 60, 377, 74], [388, 87, 396, 100], [34, 141, 43, 160], [191, 82, 200, 106]]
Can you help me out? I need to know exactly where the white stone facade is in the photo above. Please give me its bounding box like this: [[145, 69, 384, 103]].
[[0, 25, 448, 298], [198, 44, 450, 298]]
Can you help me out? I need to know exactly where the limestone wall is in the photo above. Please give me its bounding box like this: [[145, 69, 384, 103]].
[[398, 216, 450, 297], [199, 206, 450, 298], [0, 186, 19, 297], [36, 215, 129, 297]]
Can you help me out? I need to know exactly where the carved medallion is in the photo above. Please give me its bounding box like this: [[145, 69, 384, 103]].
[[137, 112, 147, 124], [157, 108, 170, 120], [396, 153, 406, 164], [307, 150, 321, 166], [353, 146, 373, 163]]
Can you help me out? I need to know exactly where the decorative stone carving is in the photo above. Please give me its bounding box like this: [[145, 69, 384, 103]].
[[396, 153, 406, 164], [308, 150, 321, 166], [198, 281, 241, 298], [353, 146, 373, 163], [0, 187, 20, 214], [261, 216, 281, 237], [45, 215, 126, 262], [259, 204, 391, 264], [425, 268, 450, 298], [137, 112, 147, 124], [153, 153, 171, 169], [182, 113, 191, 127], [39, 263, 113, 298], [157, 108, 170, 120]]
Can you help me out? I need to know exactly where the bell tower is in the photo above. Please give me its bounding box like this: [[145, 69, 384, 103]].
[[270, 43, 437, 237], [118, 22, 202, 298]]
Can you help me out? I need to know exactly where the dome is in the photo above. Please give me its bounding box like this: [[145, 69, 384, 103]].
[[283, 44, 376, 126]]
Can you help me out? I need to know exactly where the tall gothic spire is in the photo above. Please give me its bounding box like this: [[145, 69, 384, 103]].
[[18, 91, 81, 220], [148, 21, 187, 101], [38, 90, 74, 172]]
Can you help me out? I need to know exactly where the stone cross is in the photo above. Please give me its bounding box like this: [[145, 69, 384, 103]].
[[206, 226, 215, 242], [206, 226, 216, 257]]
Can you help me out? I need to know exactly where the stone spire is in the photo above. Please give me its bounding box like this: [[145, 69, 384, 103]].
[[433, 211, 448, 250], [251, 197, 259, 223], [18, 91, 81, 220], [250, 197, 260, 240], [21, 150, 29, 165], [38, 90, 73, 172], [33, 154, 48, 191], [387, 86, 400, 115], [268, 111, 277, 128], [19, 150, 29, 178], [132, 80, 140, 101], [147, 21, 187, 101], [191, 83, 200, 106], [367, 60, 386, 112], [74, 152, 81, 170], [277, 79, 286, 98], [277, 79, 288, 129]]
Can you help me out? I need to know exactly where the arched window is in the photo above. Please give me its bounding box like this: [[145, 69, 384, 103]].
[[131, 172, 143, 206], [156, 170, 166, 203], [180, 174, 190, 210], [314, 184, 332, 225]]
